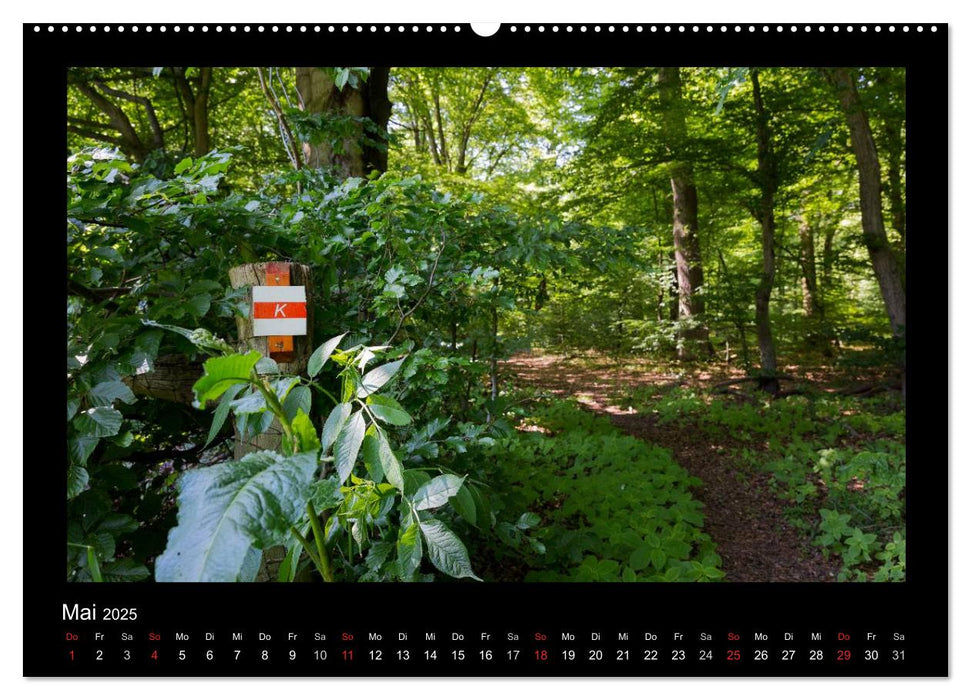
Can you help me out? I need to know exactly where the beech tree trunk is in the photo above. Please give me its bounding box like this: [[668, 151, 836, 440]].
[[295, 67, 391, 177], [826, 68, 906, 339], [657, 66, 710, 360], [883, 117, 906, 247], [798, 213, 820, 320], [750, 69, 779, 395], [173, 67, 213, 157]]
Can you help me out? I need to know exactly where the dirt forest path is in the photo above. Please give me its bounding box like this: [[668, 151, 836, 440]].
[[504, 353, 840, 583]]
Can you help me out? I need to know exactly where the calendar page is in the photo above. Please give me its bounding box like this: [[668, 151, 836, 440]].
[[30, 20, 947, 678]]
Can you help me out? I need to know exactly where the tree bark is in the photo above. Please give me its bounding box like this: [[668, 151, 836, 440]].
[[173, 67, 214, 158], [228, 262, 314, 582], [124, 355, 202, 404], [883, 117, 906, 247], [750, 69, 779, 395], [657, 67, 710, 360], [74, 82, 152, 161], [798, 212, 820, 320], [296, 67, 391, 177], [826, 67, 906, 339], [193, 68, 212, 156]]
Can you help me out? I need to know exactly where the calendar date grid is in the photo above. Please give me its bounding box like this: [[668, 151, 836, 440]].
[[61, 626, 908, 672]]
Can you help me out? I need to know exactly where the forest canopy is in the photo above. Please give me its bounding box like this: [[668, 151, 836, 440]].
[[66, 66, 906, 584]]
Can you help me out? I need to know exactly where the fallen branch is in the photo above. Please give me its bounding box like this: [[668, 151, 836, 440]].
[[836, 382, 902, 397], [712, 374, 795, 389], [123, 355, 203, 404]]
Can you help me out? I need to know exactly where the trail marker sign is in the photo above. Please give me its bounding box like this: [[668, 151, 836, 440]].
[[252, 285, 307, 337]]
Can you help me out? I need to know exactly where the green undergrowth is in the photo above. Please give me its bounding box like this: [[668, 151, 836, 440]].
[[622, 385, 905, 582], [460, 399, 724, 582]]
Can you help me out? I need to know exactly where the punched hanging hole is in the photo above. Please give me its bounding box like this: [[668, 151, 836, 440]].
[[471, 22, 501, 37]]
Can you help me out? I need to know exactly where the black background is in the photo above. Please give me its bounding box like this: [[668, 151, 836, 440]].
[[25, 22, 948, 677]]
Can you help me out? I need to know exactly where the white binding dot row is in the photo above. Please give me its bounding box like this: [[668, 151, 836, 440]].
[[33, 24, 939, 33]]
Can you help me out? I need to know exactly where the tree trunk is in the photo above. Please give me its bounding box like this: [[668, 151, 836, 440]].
[[295, 67, 391, 177], [193, 68, 212, 156], [799, 214, 820, 318], [751, 69, 779, 395], [173, 67, 214, 158], [826, 67, 906, 339], [657, 66, 710, 360], [798, 210, 825, 346], [228, 262, 314, 582], [716, 248, 751, 368], [883, 117, 906, 247], [74, 82, 152, 162]]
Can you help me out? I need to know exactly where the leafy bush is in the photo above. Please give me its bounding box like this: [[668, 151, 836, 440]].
[[66, 148, 525, 581], [461, 400, 724, 582], [156, 333, 484, 582]]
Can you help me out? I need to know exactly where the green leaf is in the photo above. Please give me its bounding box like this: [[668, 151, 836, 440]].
[[271, 377, 300, 403], [255, 357, 279, 374], [88, 531, 116, 559], [205, 383, 245, 446], [357, 357, 406, 398], [100, 560, 150, 582], [121, 329, 163, 375], [67, 465, 89, 499], [99, 514, 139, 534], [651, 549, 667, 571], [142, 320, 234, 355], [516, 512, 541, 530], [291, 409, 321, 454], [321, 402, 352, 453], [449, 486, 477, 526], [413, 474, 465, 511], [230, 389, 267, 415], [73, 407, 123, 438], [308, 333, 346, 378], [174, 156, 193, 174], [67, 397, 80, 422], [88, 380, 136, 407], [419, 518, 481, 581], [69, 436, 99, 467], [277, 543, 301, 582], [361, 429, 404, 491], [630, 545, 651, 571], [283, 385, 312, 422], [192, 352, 261, 407], [397, 521, 422, 580], [367, 395, 412, 426], [311, 476, 343, 511], [155, 451, 318, 582], [187, 294, 212, 318], [403, 470, 431, 496], [361, 433, 384, 483], [86, 547, 103, 582], [365, 540, 394, 573], [335, 67, 350, 90], [334, 411, 365, 483]]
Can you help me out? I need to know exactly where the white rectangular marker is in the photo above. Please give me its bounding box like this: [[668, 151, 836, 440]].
[[253, 318, 307, 336], [252, 285, 306, 303]]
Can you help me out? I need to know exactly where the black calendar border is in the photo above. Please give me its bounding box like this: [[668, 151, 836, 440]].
[[25, 23, 949, 678]]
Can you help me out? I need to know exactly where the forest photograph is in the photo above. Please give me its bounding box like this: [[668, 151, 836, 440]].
[[66, 65, 906, 584]]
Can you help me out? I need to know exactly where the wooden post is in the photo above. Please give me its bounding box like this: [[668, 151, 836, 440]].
[[229, 262, 314, 581]]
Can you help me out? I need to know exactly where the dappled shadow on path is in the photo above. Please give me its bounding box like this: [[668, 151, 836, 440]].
[[503, 353, 840, 583]]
